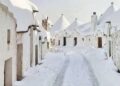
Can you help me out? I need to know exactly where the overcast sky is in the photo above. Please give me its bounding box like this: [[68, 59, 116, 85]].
[[32, 0, 120, 23]]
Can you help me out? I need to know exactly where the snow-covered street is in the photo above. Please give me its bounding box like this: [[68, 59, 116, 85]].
[[2, 0, 120, 86], [14, 46, 120, 86]]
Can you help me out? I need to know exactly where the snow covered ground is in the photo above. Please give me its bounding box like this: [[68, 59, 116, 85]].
[[14, 46, 120, 86], [80, 47, 120, 86]]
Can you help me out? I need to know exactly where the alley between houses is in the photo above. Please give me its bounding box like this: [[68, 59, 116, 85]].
[[14, 46, 120, 86]]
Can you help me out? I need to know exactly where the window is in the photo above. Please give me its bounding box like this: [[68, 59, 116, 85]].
[[7, 29, 10, 44]]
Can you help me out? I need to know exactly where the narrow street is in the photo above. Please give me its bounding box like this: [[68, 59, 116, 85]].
[[14, 46, 120, 86]]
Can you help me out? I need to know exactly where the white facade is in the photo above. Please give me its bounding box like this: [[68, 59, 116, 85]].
[[0, 3, 17, 86], [16, 27, 42, 79]]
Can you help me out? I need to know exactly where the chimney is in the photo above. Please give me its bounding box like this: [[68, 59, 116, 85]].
[[111, 2, 114, 6], [91, 12, 97, 32], [42, 17, 49, 31], [106, 21, 112, 37]]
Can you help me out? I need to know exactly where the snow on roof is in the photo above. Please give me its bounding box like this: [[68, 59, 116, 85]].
[[97, 8, 120, 34], [98, 2, 115, 25], [97, 3, 120, 33], [1, 0, 38, 31], [50, 14, 70, 36], [109, 9, 120, 26], [64, 18, 82, 34], [77, 22, 93, 36]]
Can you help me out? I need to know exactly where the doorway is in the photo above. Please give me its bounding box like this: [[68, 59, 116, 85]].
[[35, 45, 38, 65], [17, 44, 23, 81], [74, 37, 77, 46], [4, 58, 12, 86], [58, 40, 60, 46], [63, 37, 66, 46], [98, 37, 102, 48]]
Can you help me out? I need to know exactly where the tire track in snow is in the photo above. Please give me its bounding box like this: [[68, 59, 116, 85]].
[[53, 53, 70, 86], [81, 54, 99, 86]]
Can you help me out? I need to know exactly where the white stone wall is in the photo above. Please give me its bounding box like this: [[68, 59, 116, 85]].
[[0, 4, 17, 86], [22, 32, 31, 74], [17, 32, 31, 76], [112, 31, 120, 70]]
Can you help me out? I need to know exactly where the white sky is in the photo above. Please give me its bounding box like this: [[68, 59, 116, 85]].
[[32, 0, 120, 23]]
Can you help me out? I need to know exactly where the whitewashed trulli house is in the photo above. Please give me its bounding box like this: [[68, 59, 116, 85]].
[[76, 2, 115, 49], [0, 3, 17, 86], [16, 7, 41, 81], [58, 18, 82, 47], [1, 0, 41, 81], [50, 14, 70, 47], [101, 3, 120, 71], [77, 21, 95, 47], [96, 2, 115, 49]]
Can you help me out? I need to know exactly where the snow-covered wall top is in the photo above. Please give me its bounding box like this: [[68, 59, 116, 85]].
[[0, 0, 38, 31]]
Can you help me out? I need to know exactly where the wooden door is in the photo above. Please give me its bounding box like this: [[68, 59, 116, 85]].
[[17, 44, 23, 81], [98, 37, 102, 48], [4, 58, 12, 86]]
